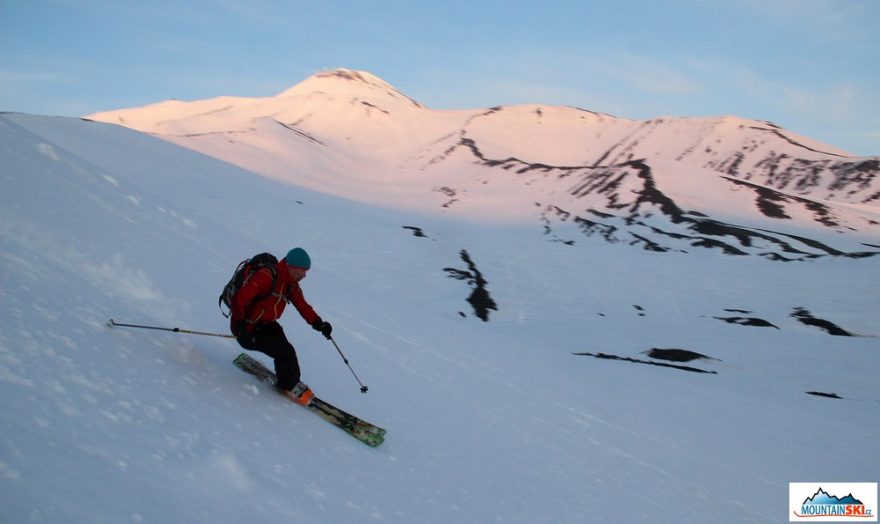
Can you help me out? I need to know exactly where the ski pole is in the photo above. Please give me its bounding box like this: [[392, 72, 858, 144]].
[[328, 336, 369, 394], [107, 319, 235, 339]]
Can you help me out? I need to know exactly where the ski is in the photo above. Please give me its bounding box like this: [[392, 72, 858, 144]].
[[233, 353, 386, 447]]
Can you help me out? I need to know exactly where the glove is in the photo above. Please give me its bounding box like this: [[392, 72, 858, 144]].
[[312, 318, 333, 340]]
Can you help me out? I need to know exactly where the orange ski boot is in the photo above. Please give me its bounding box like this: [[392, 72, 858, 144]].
[[285, 382, 314, 405]]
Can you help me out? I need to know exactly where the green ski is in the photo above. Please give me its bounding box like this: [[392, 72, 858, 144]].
[[233, 353, 386, 447]]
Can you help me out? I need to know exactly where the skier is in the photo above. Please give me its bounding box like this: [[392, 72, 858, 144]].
[[229, 247, 333, 405]]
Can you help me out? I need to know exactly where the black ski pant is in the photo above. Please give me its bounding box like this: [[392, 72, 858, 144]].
[[236, 321, 301, 391]]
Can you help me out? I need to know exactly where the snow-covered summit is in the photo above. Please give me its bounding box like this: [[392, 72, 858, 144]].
[[277, 68, 423, 108], [85, 70, 880, 261], [89, 69, 878, 208]]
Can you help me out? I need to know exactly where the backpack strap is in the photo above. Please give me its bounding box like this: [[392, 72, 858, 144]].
[[219, 253, 279, 319], [240, 266, 279, 320]]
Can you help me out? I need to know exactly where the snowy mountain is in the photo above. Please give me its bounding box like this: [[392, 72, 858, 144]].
[[88, 69, 880, 261], [1, 70, 879, 523]]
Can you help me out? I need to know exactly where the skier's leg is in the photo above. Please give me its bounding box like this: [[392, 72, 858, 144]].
[[239, 322, 301, 391]]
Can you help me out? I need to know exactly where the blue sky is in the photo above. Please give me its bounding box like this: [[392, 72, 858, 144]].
[[2, 0, 878, 155]]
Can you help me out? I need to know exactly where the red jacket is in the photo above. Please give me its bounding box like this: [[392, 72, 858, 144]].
[[231, 258, 319, 330]]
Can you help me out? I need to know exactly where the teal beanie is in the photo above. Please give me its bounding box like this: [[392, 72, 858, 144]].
[[285, 247, 311, 269]]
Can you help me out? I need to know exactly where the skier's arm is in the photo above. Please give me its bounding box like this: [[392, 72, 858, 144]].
[[288, 284, 319, 325]]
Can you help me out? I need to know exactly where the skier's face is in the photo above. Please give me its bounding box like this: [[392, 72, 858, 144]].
[[288, 266, 308, 282]]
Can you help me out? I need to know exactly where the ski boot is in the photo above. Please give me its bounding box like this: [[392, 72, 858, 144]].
[[284, 381, 314, 405]]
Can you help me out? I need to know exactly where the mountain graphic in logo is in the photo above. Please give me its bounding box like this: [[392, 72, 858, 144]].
[[804, 488, 864, 506], [795, 486, 873, 519]]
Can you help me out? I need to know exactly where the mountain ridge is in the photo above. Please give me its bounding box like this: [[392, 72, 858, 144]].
[[86, 69, 880, 259]]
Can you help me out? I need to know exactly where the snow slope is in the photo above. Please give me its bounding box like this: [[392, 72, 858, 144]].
[[1, 106, 878, 523]]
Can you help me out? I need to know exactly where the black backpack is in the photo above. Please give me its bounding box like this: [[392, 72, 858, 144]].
[[219, 253, 279, 318]]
